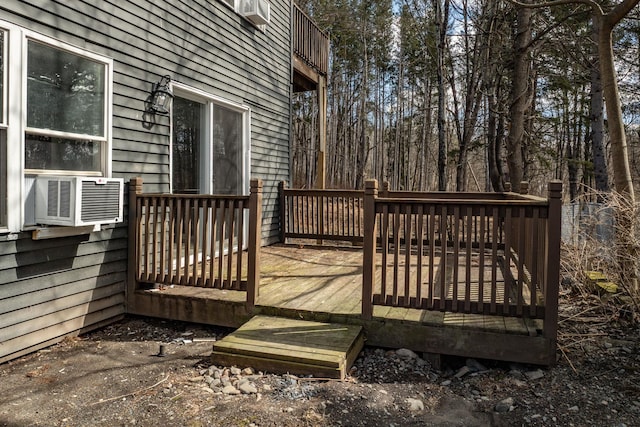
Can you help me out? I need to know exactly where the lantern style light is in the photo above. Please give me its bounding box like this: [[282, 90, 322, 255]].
[[149, 75, 173, 115]]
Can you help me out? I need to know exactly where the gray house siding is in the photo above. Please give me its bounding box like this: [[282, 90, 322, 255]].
[[0, 0, 291, 363]]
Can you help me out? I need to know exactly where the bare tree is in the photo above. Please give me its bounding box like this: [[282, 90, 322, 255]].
[[511, 0, 640, 202]]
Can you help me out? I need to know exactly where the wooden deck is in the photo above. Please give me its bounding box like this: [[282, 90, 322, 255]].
[[130, 244, 550, 365], [128, 179, 561, 365]]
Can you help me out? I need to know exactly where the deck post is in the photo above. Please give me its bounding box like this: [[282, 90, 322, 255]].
[[127, 177, 143, 313], [362, 179, 378, 320], [543, 180, 562, 364], [382, 181, 390, 198], [247, 179, 263, 312], [279, 181, 286, 243]]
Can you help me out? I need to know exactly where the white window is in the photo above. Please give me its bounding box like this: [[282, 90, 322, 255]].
[[24, 39, 110, 175], [0, 20, 112, 232], [170, 84, 250, 196]]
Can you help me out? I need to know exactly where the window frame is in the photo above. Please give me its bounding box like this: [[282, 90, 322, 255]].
[[23, 33, 113, 177], [0, 28, 7, 231], [170, 82, 251, 197], [0, 19, 113, 233]]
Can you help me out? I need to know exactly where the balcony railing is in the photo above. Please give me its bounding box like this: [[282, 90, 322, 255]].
[[293, 3, 329, 76]]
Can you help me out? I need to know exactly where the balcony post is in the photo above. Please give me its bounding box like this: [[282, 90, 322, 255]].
[[247, 179, 263, 312], [543, 180, 562, 364], [362, 179, 378, 320], [127, 177, 143, 312]]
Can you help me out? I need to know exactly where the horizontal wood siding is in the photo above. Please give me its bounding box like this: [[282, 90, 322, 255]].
[[0, 228, 127, 363], [0, 0, 291, 361]]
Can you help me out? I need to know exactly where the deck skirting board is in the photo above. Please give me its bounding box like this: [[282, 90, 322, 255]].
[[130, 290, 250, 328]]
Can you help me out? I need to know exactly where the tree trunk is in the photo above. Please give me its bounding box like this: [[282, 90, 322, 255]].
[[435, 0, 449, 191], [590, 18, 608, 194], [598, 14, 635, 202], [506, 1, 532, 193]]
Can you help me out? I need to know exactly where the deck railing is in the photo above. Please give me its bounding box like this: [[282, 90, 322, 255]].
[[361, 180, 562, 338], [293, 3, 329, 76], [279, 182, 364, 242], [280, 179, 561, 325], [128, 178, 262, 309]]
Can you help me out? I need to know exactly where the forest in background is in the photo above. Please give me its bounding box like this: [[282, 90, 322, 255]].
[[291, 0, 640, 200]]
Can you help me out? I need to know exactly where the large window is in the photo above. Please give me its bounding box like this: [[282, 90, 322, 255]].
[[171, 85, 250, 196], [24, 40, 108, 174]]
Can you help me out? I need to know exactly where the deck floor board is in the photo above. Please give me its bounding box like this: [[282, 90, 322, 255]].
[[134, 244, 551, 364]]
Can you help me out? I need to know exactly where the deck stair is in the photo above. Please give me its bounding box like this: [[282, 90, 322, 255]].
[[211, 315, 365, 379]]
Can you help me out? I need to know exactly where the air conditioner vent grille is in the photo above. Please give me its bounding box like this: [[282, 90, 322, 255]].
[[80, 181, 122, 222], [46, 180, 72, 218]]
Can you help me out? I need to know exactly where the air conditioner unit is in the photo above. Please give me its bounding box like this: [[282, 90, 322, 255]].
[[35, 176, 124, 226], [242, 0, 270, 26]]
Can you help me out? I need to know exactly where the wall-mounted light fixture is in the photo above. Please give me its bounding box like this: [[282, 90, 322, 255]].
[[148, 75, 173, 115]]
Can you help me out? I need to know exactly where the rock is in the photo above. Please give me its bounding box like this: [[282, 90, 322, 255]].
[[239, 382, 258, 394], [396, 348, 418, 360], [242, 367, 254, 375], [440, 380, 452, 386], [222, 385, 240, 395], [525, 369, 544, 381], [454, 366, 472, 379], [407, 398, 424, 411], [230, 367, 242, 376], [494, 397, 514, 413], [262, 384, 272, 392], [568, 405, 579, 412], [466, 359, 488, 372]]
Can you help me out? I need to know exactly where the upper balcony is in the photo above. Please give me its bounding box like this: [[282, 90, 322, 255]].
[[293, 3, 329, 92]]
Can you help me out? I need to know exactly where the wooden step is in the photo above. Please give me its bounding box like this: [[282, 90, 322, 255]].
[[211, 315, 365, 379]]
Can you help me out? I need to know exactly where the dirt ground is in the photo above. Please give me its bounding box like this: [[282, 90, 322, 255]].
[[1, 292, 638, 427]]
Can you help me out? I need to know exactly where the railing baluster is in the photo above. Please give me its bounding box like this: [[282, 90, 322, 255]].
[[192, 198, 200, 286], [381, 204, 389, 303], [439, 206, 448, 311], [236, 200, 245, 290], [517, 206, 526, 316], [503, 207, 512, 315], [465, 206, 473, 313], [201, 199, 210, 287], [416, 205, 424, 308], [427, 205, 436, 310], [217, 200, 226, 289], [392, 204, 401, 306], [209, 199, 218, 287], [490, 206, 499, 314], [452, 206, 460, 312], [403, 203, 411, 307], [159, 197, 167, 284], [226, 200, 235, 290]]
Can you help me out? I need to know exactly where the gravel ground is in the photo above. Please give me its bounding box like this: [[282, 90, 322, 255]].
[[0, 292, 638, 427]]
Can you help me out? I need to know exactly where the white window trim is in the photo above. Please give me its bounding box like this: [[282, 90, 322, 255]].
[[0, 19, 113, 233], [170, 81, 251, 196], [22, 32, 113, 177]]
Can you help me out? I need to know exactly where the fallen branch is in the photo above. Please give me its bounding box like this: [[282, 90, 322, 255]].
[[558, 345, 577, 375], [90, 375, 169, 406]]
